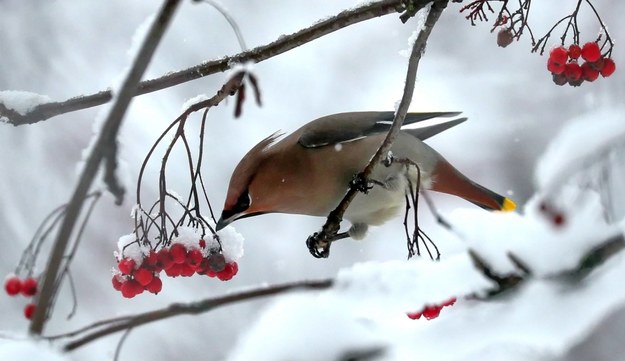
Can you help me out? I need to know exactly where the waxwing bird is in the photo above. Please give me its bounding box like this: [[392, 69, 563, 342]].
[[216, 112, 516, 239]]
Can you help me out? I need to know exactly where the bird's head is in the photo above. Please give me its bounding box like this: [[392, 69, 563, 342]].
[[216, 132, 283, 231]]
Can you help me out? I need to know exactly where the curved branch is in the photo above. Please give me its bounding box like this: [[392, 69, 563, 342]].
[[2, 0, 406, 126], [55, 279, 333, 351]]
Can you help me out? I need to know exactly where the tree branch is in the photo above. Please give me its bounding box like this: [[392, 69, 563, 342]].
[[28, 0, 182, 335], [2, 0, 408, 126], [307, 0, 449, 258], [50, 230, 624, 352], [53, 279, 333, 351]]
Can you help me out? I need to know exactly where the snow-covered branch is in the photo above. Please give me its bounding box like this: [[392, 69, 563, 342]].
[[0, 0, 421, 126]]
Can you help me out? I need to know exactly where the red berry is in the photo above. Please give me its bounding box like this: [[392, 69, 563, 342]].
[[112, 275, 124, 291], [187, 249, 204, 268], [198, 239, 207, 249], [180, 263, 196, 277], [406, 312, 422, 320], [146, 277, 163, 294], [195, 259, 209, 275], [601, 58, 616, 77], [4, 276, 22, 296], [422, 305, 442, 320], [24, 303, 36, 319], [165, 263, 183, 278], [581, 42, 601, 62], [144, 251, 159, 269], [547, 60, 565, 75], [134, 268, 154, 286], [568, 44, 582, 59], [157, 249, 174, 270], [552, 213, 566, 226], [442, 297, 457, 307], [205, 268, 217, 278], [217, 262, 238, 281], [564, 62, 582, 81], [581, 62, 600, 82], [118, 258, 136, 275], [549, 46, 568, 65], [21, 277, 38, 297], [121, 279, 143, 298], [170, 244, 187, 264]]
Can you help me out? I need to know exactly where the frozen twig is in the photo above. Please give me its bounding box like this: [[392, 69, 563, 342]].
[[307, 0, 449, 258], [2, 0, 408, 126], [29, 0, 182, 335]]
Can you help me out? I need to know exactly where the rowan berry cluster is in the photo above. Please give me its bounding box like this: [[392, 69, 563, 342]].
[[4, 275, 38, 319], [407, 297, 457, 320], [113, 238, 238, 299], [548, 42, 616, 87]]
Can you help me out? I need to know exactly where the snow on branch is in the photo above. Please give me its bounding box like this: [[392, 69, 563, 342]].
[[0, 0, 418, 126]]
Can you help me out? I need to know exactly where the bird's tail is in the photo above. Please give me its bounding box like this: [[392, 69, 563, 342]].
[[430, 160, 516, 212]]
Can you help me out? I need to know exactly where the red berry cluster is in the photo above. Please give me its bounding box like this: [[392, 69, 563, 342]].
[[407, 297, 457, 320], [113, 240, 238, 298], [548, 42, 616, 87], [4, 275, 38, 319]]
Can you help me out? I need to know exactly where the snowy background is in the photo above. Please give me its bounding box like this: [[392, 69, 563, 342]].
[[1, 0, 625, 360]]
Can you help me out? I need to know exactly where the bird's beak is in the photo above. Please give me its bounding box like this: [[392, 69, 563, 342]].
[[215, 216, 231, 232]]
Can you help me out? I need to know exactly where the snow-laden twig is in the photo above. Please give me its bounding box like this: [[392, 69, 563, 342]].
[[1, 0, 413, 126], [306, 0, 449, 258], [28, 0, 183, 335]]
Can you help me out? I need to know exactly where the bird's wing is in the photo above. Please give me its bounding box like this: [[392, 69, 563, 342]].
[[298, 111, 465, 148]]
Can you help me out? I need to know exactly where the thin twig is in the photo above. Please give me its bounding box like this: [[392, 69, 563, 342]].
[[2, 0, 407, 126], [307, 0, 449, 258], [29, 0, 182, 335], [56, 279, 333, 351]]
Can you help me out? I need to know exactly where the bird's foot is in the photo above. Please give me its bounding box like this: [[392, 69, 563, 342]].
[[306, 231, 350, 258]]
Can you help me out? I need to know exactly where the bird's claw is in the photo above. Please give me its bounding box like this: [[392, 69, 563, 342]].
[[306, 232, 331, 258]]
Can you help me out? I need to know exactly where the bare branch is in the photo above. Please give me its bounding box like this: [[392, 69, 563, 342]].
[[53, 279, 333, 351], [2, 0, 407, 126], [307, 0, 449, 258], [29, 0, 183, 335]]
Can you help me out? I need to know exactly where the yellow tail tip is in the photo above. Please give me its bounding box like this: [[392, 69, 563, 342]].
[[501, 198, 517, 212]]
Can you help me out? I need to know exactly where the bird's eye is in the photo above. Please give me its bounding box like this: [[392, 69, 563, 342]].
[[233, 189, 251, 213]]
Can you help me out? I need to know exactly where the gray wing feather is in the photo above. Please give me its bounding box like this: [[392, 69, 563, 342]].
[[298, 111, 464, 148]]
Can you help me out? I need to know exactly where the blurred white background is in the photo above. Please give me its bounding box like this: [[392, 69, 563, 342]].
[[1, 1, 624, 360]]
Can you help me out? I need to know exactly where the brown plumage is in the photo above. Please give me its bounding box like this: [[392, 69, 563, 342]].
[[217, 112, 516, 239]]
